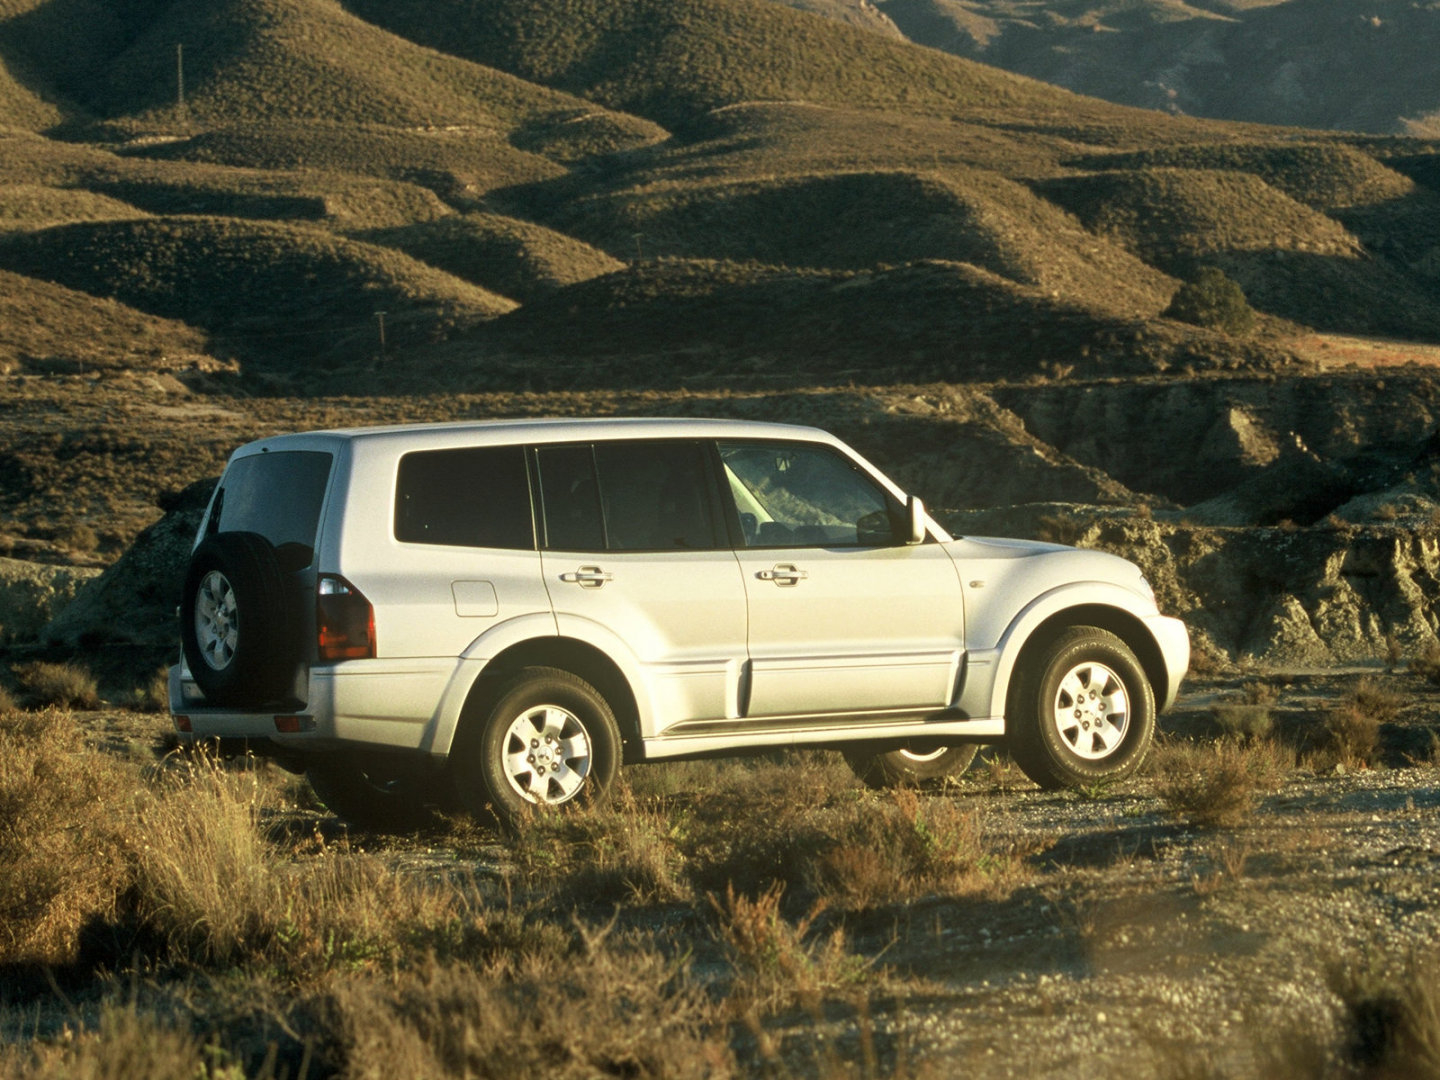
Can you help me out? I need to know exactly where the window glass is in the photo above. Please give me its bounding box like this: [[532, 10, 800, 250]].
[[595, 442, 719, 551], [394, 445, 533, 549], [537, 444, 605, 551], [718, 442, 894, 548], [214, 450, 332, 567]]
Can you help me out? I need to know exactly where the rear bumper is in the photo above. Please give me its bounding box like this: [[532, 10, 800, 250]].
[[168, 657, 457, 752]]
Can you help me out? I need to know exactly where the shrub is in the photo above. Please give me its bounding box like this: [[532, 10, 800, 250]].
[[1240, 680, 1279, 707], [1213, 704, 1273, 743], [1321, 703, 1381, 771], [1412, 642, 1440, 685], [1151, 738, 1290, 827], [1164, 267, 1256, 336], [0, 710, 134, 966], [710, 882, 865, 1011], [14, 661, 100, 709], [130, 668, 170, 713]]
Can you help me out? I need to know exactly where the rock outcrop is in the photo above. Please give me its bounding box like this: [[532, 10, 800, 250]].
[[0, 558, 101, 644]]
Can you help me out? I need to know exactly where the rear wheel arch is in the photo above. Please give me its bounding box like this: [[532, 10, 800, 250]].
[[456, 637, 642, 759]]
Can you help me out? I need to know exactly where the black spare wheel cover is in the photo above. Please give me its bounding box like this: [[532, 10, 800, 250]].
[[182, 531, 297, 706]]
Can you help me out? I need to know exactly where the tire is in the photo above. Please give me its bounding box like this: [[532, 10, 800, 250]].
[[844, 742, 979, 790], [306, 759, 433, 832], [1007, 626, 1155, 790], [181, 532, 297, 706], [451, 666, 621, 831]]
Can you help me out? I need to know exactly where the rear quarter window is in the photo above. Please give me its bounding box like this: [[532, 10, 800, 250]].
[[394, 445, 534, 549], [212, 450, 332, 567]]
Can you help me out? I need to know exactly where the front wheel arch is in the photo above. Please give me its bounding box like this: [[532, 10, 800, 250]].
[[1004, 604, 1170, 717]]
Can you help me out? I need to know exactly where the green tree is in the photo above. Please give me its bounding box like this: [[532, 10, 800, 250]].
[[1165, 267, 1256, 336]]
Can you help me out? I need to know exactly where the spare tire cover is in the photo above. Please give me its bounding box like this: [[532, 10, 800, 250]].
[[181, 531, 297, 706]]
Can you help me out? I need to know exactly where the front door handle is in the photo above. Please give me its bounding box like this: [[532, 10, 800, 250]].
[[757, 563, 808, 587], [559, 565, 613, 588]]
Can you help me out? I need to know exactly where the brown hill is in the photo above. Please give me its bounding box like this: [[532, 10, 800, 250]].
[[66, 0, 666, 159], [0, 268, 210, 375]]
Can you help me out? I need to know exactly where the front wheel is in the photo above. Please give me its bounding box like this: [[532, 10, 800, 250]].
[[452, 667, 621, 830], [843, 742, 979, 790], [1007, 626, 1155, 789]]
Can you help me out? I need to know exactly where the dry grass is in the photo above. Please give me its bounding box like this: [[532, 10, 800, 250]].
[[0, 1001, 226, 1080], [321, 941, 727, 1080], [13, 661, 100, 710], [1151, 738, 1292, 828], [0, 709, 134, 966], [710, 882, 868, 1014]]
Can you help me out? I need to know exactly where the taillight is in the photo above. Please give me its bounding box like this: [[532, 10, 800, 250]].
[[317, 575, 375, 661]]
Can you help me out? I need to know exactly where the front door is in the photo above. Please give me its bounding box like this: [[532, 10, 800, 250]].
[[718, 440, 966, 718]]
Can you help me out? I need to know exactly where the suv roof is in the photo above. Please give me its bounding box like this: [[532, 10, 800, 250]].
[[230, 417, 839, 458]]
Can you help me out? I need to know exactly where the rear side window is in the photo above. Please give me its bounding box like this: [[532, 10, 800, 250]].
[[212, 450, 332, 566], [536, 441, 721, 552], [394, 445, 533, 549]]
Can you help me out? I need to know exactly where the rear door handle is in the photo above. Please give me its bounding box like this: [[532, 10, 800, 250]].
[[559, 565, 613, 588], [757, 563, 807, 586]]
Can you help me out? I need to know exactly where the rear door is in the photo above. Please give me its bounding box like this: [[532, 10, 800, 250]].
[[718, 439, 966, 718], [536, 439, 749, 727]]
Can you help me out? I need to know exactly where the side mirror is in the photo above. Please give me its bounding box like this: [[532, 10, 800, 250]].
[[905, 495, 926, 545]]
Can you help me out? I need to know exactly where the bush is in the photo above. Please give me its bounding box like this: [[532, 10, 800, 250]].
[[1164, 267, 1256, 336], [1213, 704, 1273, 742], [1413, 642, 1440, 685], [14, 661, 101, 709], [1151, 738, 1290, 827]]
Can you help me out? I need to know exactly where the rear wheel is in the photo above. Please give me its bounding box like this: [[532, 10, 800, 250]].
[[1007, 626, 1154, 789], [452, 667, 621, 830], [181, 532, 296, 706], [843, 742, 979, 789], [306, 758, 433, 832]]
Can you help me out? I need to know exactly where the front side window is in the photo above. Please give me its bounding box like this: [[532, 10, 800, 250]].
[[537, 441, 721, 552], [719, 441, 896, 548], [394, 445, 533, 549]]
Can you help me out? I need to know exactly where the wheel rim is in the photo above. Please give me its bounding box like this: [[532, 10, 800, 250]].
[[501, 704, 593, 805], [1051, 661, 1130, 761], [194, 570, 238, 671]]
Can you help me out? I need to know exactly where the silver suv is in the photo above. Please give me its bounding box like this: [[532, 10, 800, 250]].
[[169, 418, 1189, 828]]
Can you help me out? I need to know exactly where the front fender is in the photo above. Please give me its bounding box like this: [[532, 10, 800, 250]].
[[981, 581, 1166, 722]]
